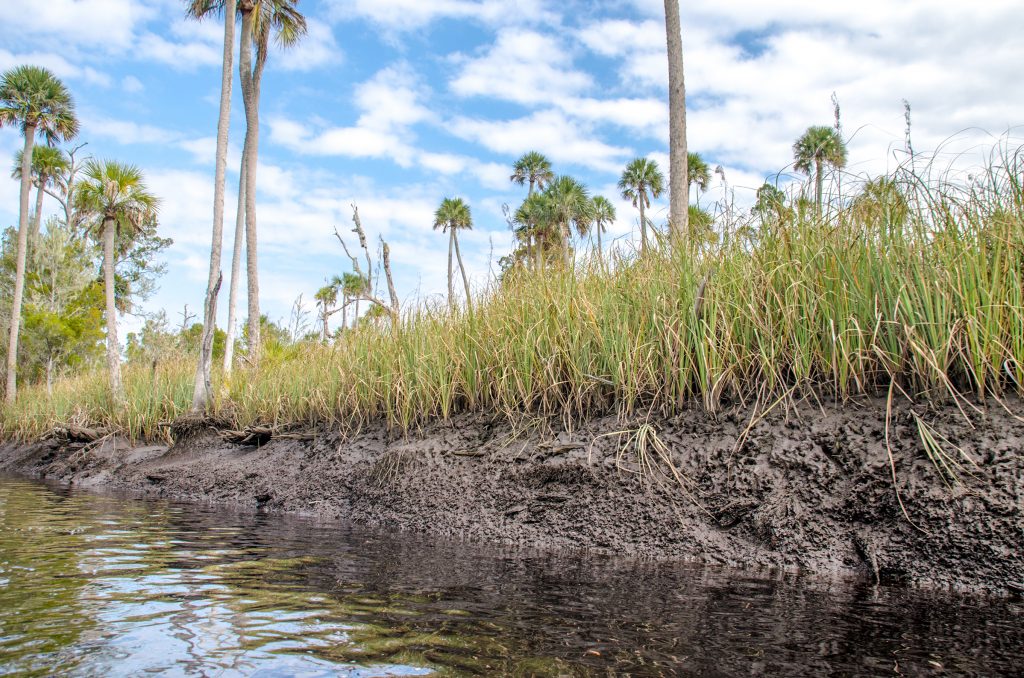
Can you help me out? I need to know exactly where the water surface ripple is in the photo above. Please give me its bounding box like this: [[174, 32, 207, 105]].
[[0, 476, 1021, 676]]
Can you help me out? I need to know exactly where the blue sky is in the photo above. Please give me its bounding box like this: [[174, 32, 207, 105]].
[[2, 0, 1022, 335]]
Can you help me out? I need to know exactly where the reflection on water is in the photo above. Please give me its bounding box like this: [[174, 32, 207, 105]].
[[0, 476, 1021, 676]]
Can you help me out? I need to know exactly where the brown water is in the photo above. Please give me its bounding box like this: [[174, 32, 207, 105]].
[[0, 475, 1021, 676]]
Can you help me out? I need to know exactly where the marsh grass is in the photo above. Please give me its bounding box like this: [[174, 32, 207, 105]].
[[3, 146, 1023, 444]]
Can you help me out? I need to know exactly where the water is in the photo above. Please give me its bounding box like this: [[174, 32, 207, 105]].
[[0, 476, 1021, 677]]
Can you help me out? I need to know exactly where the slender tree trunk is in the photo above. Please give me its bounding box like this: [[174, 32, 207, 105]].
[[562, 222, 572, 268], [341, 294, 347, 331], [31, 177, 45, 244], [664, 0, 689, 242], [535, 233, 543, 270], [447, 227, 455, 312], [5, 123, 36, 403], [192, 0, 236, 412], [639, 196, 648, 255], [320, 308, 329, 342], [354, 299, 359, 327], [222, 159, 246, 374], [102, 218, 124, 402], [239, 8, 261, 361], [452, 231, 473, 313], [815, 158, 824, 215], [596, 224, 603, 262], [46, 356, 53, 397]]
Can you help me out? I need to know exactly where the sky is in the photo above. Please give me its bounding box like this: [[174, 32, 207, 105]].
[[1, 0, 1022, 335]]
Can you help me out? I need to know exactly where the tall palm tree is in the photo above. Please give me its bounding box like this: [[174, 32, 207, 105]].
[[510, 151, 553, 270], [664, 0, 688, 241], [793, 125, 848, 214], [314, 275, 342, 342], [1, 65, 78, 403], [544, 176, 592, 267], [618, 157, 665, 255], [187, 0, 237, 411], [240, 0, 306, 362], [510, 151, 554, 197], [340, 271, 366, 329], [515, 192, 554, 271], [433, 197, 474, 312], [75, 160, 159, 401], [590, 195, 616, 261], [12, 145, 70, 243]]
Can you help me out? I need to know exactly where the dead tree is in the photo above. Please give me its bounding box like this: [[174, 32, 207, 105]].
[[332, 203, 401, 327]]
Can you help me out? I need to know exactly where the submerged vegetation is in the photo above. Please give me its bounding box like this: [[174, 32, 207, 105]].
[[3, 141, 1022, 441]]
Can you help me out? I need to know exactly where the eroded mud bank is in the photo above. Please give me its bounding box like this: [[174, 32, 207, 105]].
[[2, 398, 1022, 594]]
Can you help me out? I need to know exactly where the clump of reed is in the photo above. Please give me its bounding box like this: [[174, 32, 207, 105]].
[[3, 145, 1022, 441]]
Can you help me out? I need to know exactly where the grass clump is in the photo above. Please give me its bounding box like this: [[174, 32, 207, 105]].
[[3, 146, 1023, 442]]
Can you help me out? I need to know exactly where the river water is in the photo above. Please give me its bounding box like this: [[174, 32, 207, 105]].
[[0, 476, 1021, 676]]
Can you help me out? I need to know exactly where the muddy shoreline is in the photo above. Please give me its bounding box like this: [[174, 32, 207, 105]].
[[2, 397, 1022, 594]]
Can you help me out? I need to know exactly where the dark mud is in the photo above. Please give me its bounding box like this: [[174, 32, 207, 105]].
[[2, 397, 1022, 594]]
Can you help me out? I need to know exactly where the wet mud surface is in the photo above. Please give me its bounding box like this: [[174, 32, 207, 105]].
[[2, 398, 1022, 594]]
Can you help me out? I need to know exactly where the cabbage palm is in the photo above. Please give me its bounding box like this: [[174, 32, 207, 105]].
[[544, 176, 592, 267], [590, 195, 616, 260], [515, 192, 554, 271], [12, 145, 70, 243], [75, 160, 159, 401], [433, 197, 474, 312], [510, 151, 554, 197], [314, 275, 342, 342], [754, 182, 790, 226], [664, 0, 689, 240], [511, 151, 553, 270], [1, 65, 78, 403], [618, 158, 664, 255], [186, 0, 236, 410], [793, 125, 848, 214], [687, 151, 711, 199], [340, 271, 367, 329]]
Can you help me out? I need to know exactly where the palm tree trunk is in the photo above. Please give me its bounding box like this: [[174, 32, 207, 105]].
[[31, 177, 45, 244], [239, 7, 261, 361], [192, 0, 236, 412], [639, 197, 647, 255], [535, 233, 543, 270], [102, 218, 124, 401], [815, 158, 824, 215], [453, 230, 472, 313], [596, 223, 603, 263], [5, 123, 36, 403], [664, 0, 689, 242], [447, 227, 455, 312], [222, 159, 246, 375], [341, 294, 347, 331], [562, 222, 572, 268]]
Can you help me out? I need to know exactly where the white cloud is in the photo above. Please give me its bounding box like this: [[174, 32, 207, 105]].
[[0, 49, 112, 88], [276, 19, 342, 72], [451, 29, 590, 105], [450, 109, 633, 173], [325, 0, 557, 31], [121, 75, 144, 93], [0, 0, 156, 52], [85, 115, 181, 146]]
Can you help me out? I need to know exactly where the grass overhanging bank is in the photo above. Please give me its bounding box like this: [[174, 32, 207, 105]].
[[3, 147, 1023, 443]]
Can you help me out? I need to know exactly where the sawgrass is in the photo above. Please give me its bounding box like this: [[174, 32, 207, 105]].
[[3, 146, 1022, 441]]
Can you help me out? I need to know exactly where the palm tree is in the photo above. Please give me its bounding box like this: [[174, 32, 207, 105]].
[[544, 176, 592, 267], [851, 176, 908, 236], [664, 0, 688, 241], [687, 151, 710, 201], [754, 182, 789, 226], [515, 192, 554, 271], [187, 0, 237, 411], [793, 125, 848, 214], [340, 271, 366, 329], [510, 151, 554, 197], [433, 197, 474, 312], [590, 196, 616, 261], [314, 275, 342, 342], [1, 65, 78, 403], [618, 157, 665, 255], [12, 145, 70, 244], [243, 0, 306, 361], [75, 160, 159, 401], [510, 151, 553, 269]]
